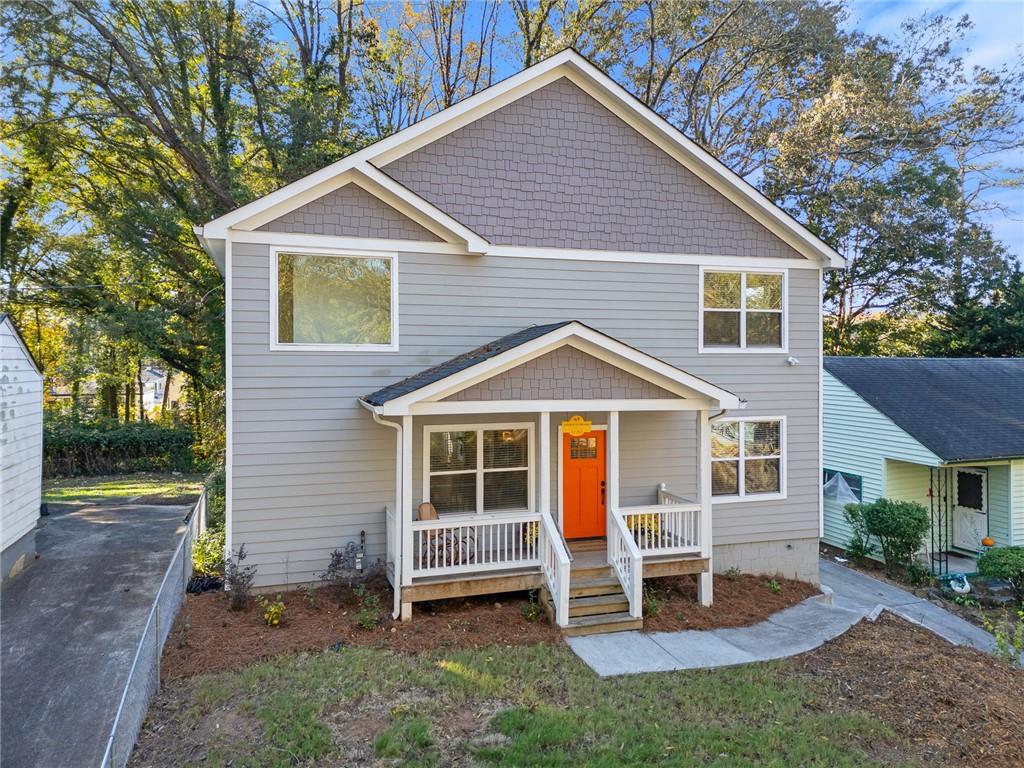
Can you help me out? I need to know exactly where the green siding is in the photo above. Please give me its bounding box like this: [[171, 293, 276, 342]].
[[985, 465, 1011, 546], [822, 371, 940, 549]]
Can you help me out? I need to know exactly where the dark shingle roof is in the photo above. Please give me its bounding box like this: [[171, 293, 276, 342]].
[[362, 322, 574, 406], [824, 357, 1024, 462]]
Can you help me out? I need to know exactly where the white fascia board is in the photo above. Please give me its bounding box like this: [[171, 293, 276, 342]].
[[482, 246, 819, 270], [407, 399, 711, 416], [371, 321, 742, 415], [227, 229, 467, 255]]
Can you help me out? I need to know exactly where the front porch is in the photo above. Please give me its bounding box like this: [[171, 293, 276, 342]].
[[362, 322, 741, 633]]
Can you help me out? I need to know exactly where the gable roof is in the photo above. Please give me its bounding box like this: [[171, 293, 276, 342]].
[[199, 49, 844, 271], [361, 321, 743, 414], [0, 313, 43, 376], [824, 357, 1024, 462]]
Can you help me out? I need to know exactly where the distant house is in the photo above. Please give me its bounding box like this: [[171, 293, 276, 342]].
[[1, 314, 44, 581], [140, 367, 183, 413], [823, 357, 1024, 574]]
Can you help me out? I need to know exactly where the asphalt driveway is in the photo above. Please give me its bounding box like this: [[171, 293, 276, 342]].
[[1, 499, 191, 768]]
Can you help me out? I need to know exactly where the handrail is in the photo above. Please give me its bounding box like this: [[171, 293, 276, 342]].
[[657, 483, 695, 506], [539, 511, 571, 627], [608, 509, 643, 618], [620, 502, 702, 556], [411, 509, 539, 528]]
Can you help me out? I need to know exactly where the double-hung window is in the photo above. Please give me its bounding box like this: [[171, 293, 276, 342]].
[[425, 425, 532, 514], [273, 250, 397, 350], [702, 270, 785, 350], [711, 417, 785, 500]]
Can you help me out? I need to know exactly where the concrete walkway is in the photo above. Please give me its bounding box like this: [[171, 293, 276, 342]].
[[568, 558, 999, 677], [1, 499, 190, 768]]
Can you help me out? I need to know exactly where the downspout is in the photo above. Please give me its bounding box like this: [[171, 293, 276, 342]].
[[364, 402, 404, 620]]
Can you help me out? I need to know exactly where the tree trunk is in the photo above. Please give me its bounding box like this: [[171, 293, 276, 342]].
[[137, 361, 146, 422], [161, 369, 173, 416], [124, 381, 133, 423]]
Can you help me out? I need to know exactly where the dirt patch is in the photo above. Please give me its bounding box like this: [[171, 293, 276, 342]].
[[796, 612, 1024, 767], [642, 573, 820, 632], [162, 579, 559, 680]]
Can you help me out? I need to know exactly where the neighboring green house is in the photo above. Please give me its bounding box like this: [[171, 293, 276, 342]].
[[823, 357, 1024, 575]]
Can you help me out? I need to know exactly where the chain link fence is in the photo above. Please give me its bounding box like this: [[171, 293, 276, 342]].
[[99, 490, 205, 768]]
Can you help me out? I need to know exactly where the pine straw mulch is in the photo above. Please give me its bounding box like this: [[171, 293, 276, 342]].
[[162, 576, 560, 680], [642, 572, 821, 632], [795, 612, 1024, 767]]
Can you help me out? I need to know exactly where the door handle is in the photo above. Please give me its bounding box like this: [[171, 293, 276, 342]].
[[600, 480, 606, 506]]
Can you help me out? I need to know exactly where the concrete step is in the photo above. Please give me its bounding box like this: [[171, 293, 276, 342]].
[[568, 593, 630, 617], [569, 576, 623, 598], [563, 611, 643, 637]]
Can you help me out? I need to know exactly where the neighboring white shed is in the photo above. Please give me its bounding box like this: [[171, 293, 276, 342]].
[[1, 314, 44, 581]]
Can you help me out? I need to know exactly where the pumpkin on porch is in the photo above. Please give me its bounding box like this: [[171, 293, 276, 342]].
[[982, 537, 996, 547]]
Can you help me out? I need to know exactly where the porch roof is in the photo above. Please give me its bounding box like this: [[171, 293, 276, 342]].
[[360, 321, 743, 415]]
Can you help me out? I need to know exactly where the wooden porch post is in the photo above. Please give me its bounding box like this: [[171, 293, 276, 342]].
[[400, 414, 413, 620], [698, 409, 713, 606], [539, 412, 551, 515]]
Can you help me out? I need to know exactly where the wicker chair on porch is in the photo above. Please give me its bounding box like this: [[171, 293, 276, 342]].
[[417, 503, 476, 569]]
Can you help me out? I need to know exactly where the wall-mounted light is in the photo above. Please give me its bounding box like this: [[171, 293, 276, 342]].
[[786, 356, 800, 366]]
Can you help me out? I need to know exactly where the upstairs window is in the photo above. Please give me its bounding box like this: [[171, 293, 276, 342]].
[[274, 251, 396, 350], [426, 425, 532, 514], [711, 418, 785, 500], [702, 270, 785, 351]]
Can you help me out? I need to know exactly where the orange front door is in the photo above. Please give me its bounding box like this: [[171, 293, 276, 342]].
[[562, 430, 607, 539]]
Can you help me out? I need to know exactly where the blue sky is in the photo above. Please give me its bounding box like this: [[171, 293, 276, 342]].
[[847, 1, 1024, 260]]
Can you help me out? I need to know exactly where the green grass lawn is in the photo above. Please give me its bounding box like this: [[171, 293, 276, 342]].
[[43, 472, 204, 504], [133, 643, 908, 768]]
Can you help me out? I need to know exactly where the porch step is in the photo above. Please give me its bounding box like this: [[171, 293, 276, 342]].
[[568, 538, 606, 554], [569, 576, 623, 598], [568, 593, 630, 617], [563, 611, 643, 637], [570, 563, 613, 580]]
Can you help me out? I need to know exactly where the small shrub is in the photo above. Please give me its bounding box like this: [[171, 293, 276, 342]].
[[520, 590, 542, 622], [643, 584, 661, 617], [203, 467, 226, 529], [951, 594, 978, 608], [765, 578, 782, 594], [857, 498, 930, 577], [723, 566, 742, 580], [842, 502, 876, 562], [318, 543, 362, 603], [905, 561, 931, 586], [983, 609, 1024, 668], [224, 544, 257, 611], [354, 584, 381, 630], [43, 415, 195, 477], [257, 594, 285, 626], [300, 583, 319, 609], [192, 529, 225, 576], [978, 546, 1024, 605]]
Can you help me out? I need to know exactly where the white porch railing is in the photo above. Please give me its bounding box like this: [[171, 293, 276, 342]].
[[608, 510, 643, 618], [409, 510, 570, 626], [620, 502, 702, 556], [539, 512, 571, 626]]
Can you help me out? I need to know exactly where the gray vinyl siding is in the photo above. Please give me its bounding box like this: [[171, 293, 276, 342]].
[[231, 243, 821, 586]]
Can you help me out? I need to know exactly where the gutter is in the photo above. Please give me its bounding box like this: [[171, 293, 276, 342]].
[[360, 399, 404, 619]]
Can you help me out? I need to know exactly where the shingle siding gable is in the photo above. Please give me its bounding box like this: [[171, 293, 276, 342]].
[[257, 182, 443, 241], [382, 77, 800, 258]]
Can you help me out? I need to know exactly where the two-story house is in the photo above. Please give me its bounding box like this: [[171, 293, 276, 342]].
[[196, 50, 844, 635]]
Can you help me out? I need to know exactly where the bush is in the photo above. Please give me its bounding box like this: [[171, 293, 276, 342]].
[[44, 416, 195, 477], [842, 502, 876, 562], [203, 466, 226, 530], [225, 544, 257, 611], [193, 529, 225, 576], [354, 584, 381, 630], [856, 498, 930, 577], [978, 546, 1024, 605], [257, 594, 286, 627]]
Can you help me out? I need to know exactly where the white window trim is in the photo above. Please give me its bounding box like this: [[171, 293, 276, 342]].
[[423, 422, 535, 516], [953, 467, 987, 515], [698, 267, 788, 354], [710, 416, 787, 504], [269, 245, 399, 352]]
